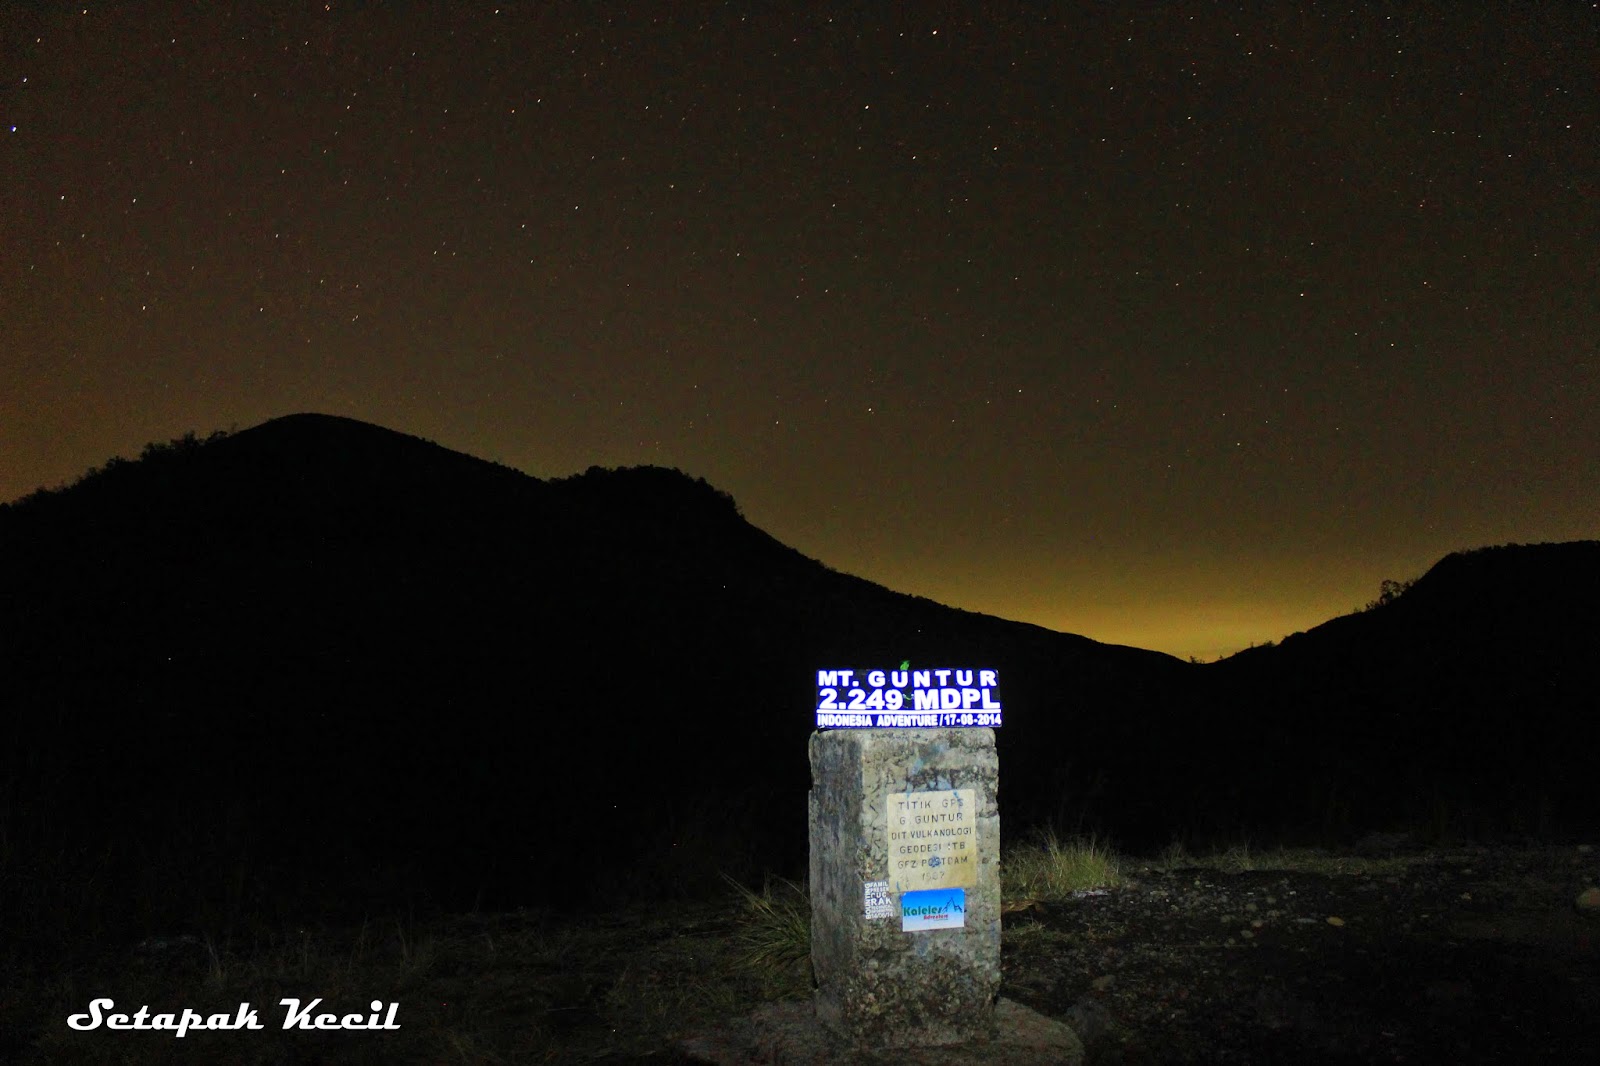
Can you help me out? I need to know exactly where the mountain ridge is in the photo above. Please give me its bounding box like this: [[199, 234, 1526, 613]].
[[2, 414, 1594, 946]]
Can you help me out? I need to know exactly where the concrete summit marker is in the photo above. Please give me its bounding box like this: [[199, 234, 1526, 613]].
[[684, 666, 1081, 1064], [808, 725, 1001, 1049]]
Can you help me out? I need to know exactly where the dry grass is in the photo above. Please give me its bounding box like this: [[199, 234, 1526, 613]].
[[724, 875, 811, 973], [1001, 831, 1124, 901]]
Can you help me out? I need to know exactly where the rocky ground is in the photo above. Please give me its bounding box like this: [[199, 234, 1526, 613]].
[[12, 845, 1597, 1064], [1000, 844, 1600, 1064]]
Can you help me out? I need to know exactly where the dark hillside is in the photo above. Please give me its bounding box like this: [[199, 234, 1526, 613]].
[[3, 416, 1594, 961], [1198, 541, 1600, 840], [0, 415, 1183, 952]]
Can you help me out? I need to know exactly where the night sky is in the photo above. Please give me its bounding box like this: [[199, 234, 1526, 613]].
[[3, 4, 1595, 660]]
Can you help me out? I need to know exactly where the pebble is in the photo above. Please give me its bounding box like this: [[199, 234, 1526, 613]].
[[1576, 886, 1600, 913], [1063, 997, 1115, 1049]]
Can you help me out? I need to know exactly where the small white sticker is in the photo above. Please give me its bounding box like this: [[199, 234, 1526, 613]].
[[864, 880, 893, 920]]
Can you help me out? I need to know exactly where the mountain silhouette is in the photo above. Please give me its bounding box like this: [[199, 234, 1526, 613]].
[[1196, 540, 1600, 839], [2, 415, 1594, 949], [0, 415, 1180, 935]]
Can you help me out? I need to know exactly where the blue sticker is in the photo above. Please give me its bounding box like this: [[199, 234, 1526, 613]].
[[901, 888, 966, 932]]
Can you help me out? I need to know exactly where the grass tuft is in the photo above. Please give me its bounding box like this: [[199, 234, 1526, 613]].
[[1001, 830, 1123, 900], [723, 874, 812, 994]]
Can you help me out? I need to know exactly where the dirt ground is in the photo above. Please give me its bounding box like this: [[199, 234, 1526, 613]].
[[11, 846, 1597, 1064], [999, 845, 1600, 1065]]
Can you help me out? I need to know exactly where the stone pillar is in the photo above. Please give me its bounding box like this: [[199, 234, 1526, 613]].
[[808, 728, 1001, 1049]]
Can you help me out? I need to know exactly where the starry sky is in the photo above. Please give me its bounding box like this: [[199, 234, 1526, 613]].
[[3, 4, 1596, 660]]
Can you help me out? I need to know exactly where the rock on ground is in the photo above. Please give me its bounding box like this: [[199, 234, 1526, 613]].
[[681, 997, 1083, 1066]]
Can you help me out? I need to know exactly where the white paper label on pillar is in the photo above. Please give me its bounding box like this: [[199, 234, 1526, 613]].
[[863, 880, 893, 920], [887, 788, 978, 892], [901, 888, 966, 931]]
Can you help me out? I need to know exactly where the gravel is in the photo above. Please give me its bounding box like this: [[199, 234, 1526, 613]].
[[1000, 845, 1600, 1064]]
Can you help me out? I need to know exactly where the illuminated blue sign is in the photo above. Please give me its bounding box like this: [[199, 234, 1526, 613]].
[[815, 668, 1002, 729]]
